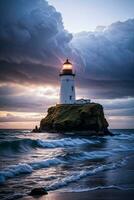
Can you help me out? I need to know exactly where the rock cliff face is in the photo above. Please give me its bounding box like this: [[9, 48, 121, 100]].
[[40, 103, 111, 135]]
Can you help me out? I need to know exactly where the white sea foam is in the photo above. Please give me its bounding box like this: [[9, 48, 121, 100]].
[[112, 133, 134, 141], [47, 158, 127, 191], [71, 151, 114, 161], [3, 193, 24, 200], [0, 157, 63, 184], [112, 145, 134, 152], [0, 146, 130, 185], [37, 138, 98, 148], [0, 137, 99, 157], [31, 158, 64, 169], [71, 145, 134, 162], [69, 185, 128, 192], [0, 163, 33, 184]]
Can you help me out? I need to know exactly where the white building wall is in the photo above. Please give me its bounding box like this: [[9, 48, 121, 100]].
[[60, 75, 75, 104]]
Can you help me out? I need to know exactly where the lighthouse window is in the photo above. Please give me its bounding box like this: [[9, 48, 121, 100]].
[[72, 86, 74, 91], [70, 96, 72, 100]]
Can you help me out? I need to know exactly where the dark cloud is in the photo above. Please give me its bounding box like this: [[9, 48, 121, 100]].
[[0, 113, 40, 122], [105, 108, 134, 117], [0, 82, 133, 117], [0, 0, 73, 82], [72, 19, 134, 80], [0, 0, 134, 119], [0, 92, 56, 113], [97, 98, 134, 117], [99, 98, 134, 110], [0, 61, 59, 85], [76, 78, 134, 99], [72, 19, 134, 98]]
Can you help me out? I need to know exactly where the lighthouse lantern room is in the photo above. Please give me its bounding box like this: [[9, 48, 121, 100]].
[[59, 59, 76, 104]]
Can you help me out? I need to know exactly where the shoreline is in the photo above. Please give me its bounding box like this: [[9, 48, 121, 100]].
[[1, 130, 134, 200], [21, 189, 134, 200]]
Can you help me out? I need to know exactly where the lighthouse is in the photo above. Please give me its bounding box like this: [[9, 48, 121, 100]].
[[59, 59, 76, 104]]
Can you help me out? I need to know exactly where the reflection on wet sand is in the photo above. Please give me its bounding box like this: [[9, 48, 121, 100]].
[[22, 189, 134, 200]]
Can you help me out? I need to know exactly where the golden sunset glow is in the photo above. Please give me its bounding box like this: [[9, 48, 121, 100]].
[[0, 111, 45, 129]]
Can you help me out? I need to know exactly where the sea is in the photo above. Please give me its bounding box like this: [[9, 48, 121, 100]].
[[0, 129, 134, 199]]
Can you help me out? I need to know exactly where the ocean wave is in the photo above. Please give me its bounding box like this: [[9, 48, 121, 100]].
[[2, 193, 24, 200], [0, 137, 97, 155], [37, 138, 98, 148], [0, 139, 37, 155], [0, 152, 130, 189], [47, 158, 128, 191], [112, 133, 134, 141], [70, 151, 114, 161], [0, 150, 121, 185], [0, 163, 33, 184], [31, 157, 63, 169], [0, 157, 64, 184], [68, 145, 134, 163], [69, 185, 131, 192]]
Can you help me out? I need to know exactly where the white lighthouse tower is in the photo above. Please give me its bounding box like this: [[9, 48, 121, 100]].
[[59, 59, 76, 104]]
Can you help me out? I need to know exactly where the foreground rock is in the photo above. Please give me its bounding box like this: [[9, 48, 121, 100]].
[[40, 103, 112, 136], [29, 187, 48, 196]]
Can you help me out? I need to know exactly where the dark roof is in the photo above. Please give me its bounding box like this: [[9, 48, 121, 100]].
[[63, 58, 72, 65], [60, 69, 75, 76]]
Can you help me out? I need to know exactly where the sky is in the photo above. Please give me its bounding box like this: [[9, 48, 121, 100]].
[[48, 0, 134, 32], [0, 0, 134, 129]]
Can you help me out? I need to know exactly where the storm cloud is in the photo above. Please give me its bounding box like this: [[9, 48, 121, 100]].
[[71, 19, 134, 98], [0, 0, 134, 99], [0, 0, 134, 127], [0, 0, 74, 84], [72, 19, 134, 81]]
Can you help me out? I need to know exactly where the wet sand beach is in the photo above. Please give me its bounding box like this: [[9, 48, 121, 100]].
[[21, 189, 134, 200]]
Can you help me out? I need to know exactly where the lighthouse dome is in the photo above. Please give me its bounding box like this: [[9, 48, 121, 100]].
[[60, 59, 75, 76], [63, 59, 72, 70]]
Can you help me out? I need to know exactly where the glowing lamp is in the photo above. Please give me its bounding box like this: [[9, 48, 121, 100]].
[[62, 59, 72, 70]]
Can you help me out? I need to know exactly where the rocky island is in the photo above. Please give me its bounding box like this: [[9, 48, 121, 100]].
[[37, 103, 111, 136], [33, 59, 112, 136]]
